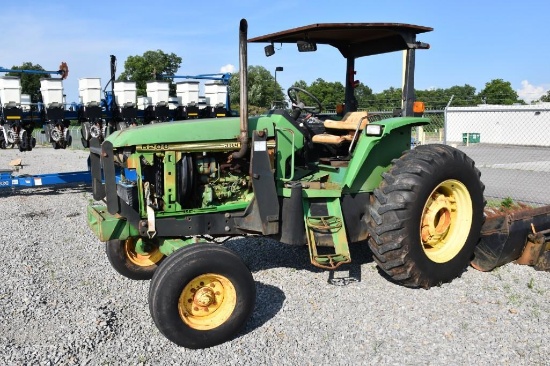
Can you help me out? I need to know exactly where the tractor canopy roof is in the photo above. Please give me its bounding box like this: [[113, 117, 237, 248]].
[[248, 23, 433, 59]]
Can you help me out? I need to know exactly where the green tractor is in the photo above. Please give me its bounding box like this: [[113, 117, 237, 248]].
[[87, 19, 485, 348]]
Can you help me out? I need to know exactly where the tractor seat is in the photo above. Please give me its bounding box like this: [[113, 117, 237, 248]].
[[311, 111, 369, 145], [310, 133, 353, 145], [323, 111, 369, 130]]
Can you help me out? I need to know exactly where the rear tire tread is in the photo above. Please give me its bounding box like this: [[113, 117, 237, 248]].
[[367, 144, 485, 288]]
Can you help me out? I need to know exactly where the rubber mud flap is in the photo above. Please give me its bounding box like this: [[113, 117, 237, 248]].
[[471, 205, 550, 271]]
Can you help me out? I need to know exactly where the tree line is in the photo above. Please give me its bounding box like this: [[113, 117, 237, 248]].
[[120, 54, 527, 111], [228, 66, 535, 111]]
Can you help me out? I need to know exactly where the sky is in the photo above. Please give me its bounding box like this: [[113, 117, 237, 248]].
[[1, 0, 549, 105]]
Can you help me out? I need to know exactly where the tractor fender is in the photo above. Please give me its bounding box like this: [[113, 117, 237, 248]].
[[375, 116, 430, 135], [342, 116, 430, 190]]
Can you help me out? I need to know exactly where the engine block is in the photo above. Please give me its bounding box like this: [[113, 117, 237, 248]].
[[118, 149, 252, 216]]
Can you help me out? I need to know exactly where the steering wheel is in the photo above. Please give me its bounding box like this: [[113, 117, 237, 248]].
[[287, 87, 323, 115]]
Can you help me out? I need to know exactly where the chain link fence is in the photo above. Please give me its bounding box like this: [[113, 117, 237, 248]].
[[442, 105, 550, 206]]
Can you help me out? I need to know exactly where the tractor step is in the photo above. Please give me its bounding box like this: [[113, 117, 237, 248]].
[[306, 215, 342, 231], [304, 199, 350, 270]]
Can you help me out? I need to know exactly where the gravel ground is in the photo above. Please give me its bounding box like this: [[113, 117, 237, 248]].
[[1, 146, 549, 366]]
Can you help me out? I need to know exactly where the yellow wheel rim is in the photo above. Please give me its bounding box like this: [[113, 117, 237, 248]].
[[420, 179, 472, 263], [178, 274, 237, 331], [124, 238, 164, 267]]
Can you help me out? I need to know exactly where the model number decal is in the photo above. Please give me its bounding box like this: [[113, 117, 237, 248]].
[[141, 144, 170, 150], [222, 142, 240, 148]]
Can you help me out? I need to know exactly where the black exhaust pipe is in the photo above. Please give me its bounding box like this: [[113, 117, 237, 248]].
[[232, 19, 249, 159]]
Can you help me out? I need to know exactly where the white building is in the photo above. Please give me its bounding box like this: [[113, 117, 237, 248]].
[[445, 103, 550, 146]]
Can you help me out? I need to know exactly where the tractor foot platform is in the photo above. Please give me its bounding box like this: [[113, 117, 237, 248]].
[[304, 199, 351, 270]]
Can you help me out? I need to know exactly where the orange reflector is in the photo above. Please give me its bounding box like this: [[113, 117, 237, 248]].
[[413, 101, 425, 114], [6, 116, 21, 120]]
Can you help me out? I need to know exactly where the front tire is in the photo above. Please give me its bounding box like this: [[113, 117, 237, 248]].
[[368, 144, 485, 288], [105, 238, 164, 280], [149, 243, 255, 349]]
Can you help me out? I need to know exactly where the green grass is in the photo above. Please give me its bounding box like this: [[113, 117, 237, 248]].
[[500, 197, 514, 209], [486, 197, 533, 213], [486, 197, 514, 209]]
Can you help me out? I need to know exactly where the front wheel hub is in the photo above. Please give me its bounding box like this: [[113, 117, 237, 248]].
[[193, 287, 216, 307], [124, 238, 164, 267], [178, 274, 236, 330]]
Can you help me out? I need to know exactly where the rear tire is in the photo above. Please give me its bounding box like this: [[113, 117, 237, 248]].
[[105, 238, 164, 280], [149, 243, 255, 349], [368, 144, 485, 288]]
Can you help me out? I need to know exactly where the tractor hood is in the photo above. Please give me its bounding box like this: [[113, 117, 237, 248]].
[[105, 116, 275, 148]]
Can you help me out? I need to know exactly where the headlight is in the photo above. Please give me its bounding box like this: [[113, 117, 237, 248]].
[[365, 124, 383, 136]]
